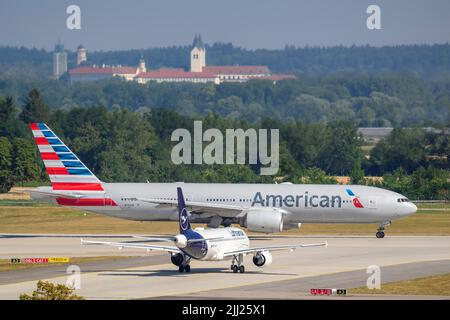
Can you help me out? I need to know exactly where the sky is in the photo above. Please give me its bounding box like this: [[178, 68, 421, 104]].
[[0, 0, 449, 51]]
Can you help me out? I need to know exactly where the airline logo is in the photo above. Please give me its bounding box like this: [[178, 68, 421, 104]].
[[346, 188, 364, 208], [180, 207, 189, 231]]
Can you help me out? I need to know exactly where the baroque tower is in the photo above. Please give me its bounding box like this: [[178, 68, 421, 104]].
[[76, 44, 87, 65], [138, 55, 147, 73], [190, 34, 206, 72]]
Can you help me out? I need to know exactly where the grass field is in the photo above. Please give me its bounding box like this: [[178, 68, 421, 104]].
[[351, 273, 450, 296], [0, 203, 448, 235]]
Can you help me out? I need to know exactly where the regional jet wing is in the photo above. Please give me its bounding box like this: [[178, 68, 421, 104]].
[[81, 239, 181, 254], [223, 242, 327, 257], [132, 235, 225, 243]]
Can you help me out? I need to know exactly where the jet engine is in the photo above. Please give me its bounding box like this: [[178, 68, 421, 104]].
[[174, 234, 187, 248], [245, 210, 284, 233], [170, 253, 184, 266], [252, 251, 273, 267]]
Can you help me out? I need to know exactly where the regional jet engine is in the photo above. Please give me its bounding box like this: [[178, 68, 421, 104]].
[[170, 253, 184, 266], [252, 251, 273, 267]]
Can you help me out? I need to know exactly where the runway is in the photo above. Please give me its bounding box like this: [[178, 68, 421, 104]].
[[0, 235, 449, 299]]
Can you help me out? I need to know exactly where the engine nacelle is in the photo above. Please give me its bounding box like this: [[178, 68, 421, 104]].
[[252, 251, 273, 267], [245, 210, 284, 233], [170, 253, 184, 266], [174, 234, 187, 248]]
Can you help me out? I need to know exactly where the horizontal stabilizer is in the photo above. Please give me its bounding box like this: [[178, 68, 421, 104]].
[[24, 189, 86, 199]]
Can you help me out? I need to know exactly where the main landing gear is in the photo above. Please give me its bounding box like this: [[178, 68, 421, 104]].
[[230, 254, 245, 273], [179, 264, 191, 272], [178, 256, 191, 273], [376, 221, 391, 238]]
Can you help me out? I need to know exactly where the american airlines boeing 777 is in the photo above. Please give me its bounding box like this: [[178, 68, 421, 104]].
[[28, 123, 417, 238]]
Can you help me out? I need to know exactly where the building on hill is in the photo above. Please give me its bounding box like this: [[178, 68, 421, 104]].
[[136, 68, 219, 84], [68, 34, 295, 84], [53, 39, 67, 79], [69, 65, 139, 83], [203, 65, 270, 82]]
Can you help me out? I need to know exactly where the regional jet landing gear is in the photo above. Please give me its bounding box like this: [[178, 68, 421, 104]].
[[178, 255, 191, 273], [230, 254, 245, 273], [376, 221, 391, 238]]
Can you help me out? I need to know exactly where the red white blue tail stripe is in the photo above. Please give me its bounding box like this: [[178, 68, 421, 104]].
[[29, 123, 118, 208], [30, 123, 103, 191]]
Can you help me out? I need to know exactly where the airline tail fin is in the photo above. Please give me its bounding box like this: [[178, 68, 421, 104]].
[[177, 187, 192, 234], [29, 123, 103, 192]]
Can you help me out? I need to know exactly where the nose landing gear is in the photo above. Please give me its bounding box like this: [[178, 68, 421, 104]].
[[376, 221, 391, 238], [376, 231, 385, 238]]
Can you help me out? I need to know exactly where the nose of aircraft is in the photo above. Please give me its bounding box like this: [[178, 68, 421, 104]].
[[397, 202, 417, 217]]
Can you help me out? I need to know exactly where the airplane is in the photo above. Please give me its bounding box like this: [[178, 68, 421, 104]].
[[81, 187, 327, 273], [27, 123, 417, 239]]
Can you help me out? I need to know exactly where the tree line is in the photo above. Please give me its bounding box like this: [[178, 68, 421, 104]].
[[0, 73, 449, 128], [0, 90, 448, 199]]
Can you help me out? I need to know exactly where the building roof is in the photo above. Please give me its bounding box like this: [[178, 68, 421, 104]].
[[203, 65, 270, 75], [69, 66, 137, 75], [137, 68, 217, 79], [192, 34, 204, 50]]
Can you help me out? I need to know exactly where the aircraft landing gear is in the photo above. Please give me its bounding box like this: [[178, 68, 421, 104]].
[[231, 254, 245, 273], [376, 221, 391, 239], [376, 231, 385, 239], [178, 256, 191, 272]]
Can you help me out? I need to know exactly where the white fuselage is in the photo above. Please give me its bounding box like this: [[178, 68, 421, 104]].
[[186, 227, 250, 261], [35, 182, 417, 225]]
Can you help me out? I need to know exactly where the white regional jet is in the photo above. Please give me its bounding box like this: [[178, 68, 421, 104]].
[[82, 187, 327, 273], [28, 123, 417, 239]]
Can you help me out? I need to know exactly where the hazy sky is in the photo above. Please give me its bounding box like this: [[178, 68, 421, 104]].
[[0, 0, 449, 51]]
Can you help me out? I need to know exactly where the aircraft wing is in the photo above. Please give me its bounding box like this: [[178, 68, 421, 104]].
[[137, 197, 243, 215], [223, 241, 327, 257], [81, 239, 181, 254], [132, 235, 225, 243]]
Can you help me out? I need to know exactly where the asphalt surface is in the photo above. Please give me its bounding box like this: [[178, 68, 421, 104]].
[[0, 235, 449, 299], [154, 259, 450, 300]]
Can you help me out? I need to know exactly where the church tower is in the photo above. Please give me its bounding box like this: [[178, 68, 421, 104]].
[[190, 34, 206, 72], [53, 39, 67, 79], [138, 55, 147, 73], [76, 44, 87, 65]]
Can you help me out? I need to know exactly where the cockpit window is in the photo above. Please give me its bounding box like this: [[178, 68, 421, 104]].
[[397, 198, 410, 203]]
